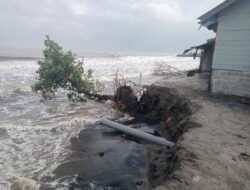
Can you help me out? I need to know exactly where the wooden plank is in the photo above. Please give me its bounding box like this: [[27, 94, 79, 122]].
[[212, 0, 250, 72], [212, 63, 250, 71], [219, 20, 250, 31]]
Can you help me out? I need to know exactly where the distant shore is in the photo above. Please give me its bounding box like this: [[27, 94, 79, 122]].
[[0, 56, 42, 61]]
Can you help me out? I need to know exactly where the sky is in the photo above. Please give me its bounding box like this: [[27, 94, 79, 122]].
[[0, 0, 224, 54]]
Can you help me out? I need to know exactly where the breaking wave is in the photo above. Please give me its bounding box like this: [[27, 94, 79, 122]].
[[0, 55, 199, 188]]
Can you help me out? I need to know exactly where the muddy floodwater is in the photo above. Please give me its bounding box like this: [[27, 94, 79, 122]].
[[0, 55, 198, 189]]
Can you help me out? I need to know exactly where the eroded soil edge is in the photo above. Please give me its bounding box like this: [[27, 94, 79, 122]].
[[114, 85, 200, 188]]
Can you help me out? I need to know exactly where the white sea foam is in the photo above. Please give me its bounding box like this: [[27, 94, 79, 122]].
[[83, 55, 198, 81], [10, 177, 39, 190], [0, 54, 199, 188]]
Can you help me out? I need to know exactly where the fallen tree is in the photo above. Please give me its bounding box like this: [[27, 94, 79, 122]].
[[32, 36, 111, 101]]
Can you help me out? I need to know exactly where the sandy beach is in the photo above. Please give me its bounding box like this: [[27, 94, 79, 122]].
[[153, 73, 250, 190]]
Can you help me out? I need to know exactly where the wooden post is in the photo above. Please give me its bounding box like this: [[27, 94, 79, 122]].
[[139, 73, 142, 96]]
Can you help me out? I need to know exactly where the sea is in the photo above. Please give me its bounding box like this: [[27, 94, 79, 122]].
[[0, 49, 199, 189]]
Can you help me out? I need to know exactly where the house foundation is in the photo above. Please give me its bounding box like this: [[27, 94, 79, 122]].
[[211, 69, 250, 97]]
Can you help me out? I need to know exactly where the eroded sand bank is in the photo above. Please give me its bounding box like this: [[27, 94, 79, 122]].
[[154, 73, 250, 190]]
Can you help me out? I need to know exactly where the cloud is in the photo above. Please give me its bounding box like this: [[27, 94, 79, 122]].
[[147, 0, 189, 22], [0, 0, 224, 52], [66, 1, 88, 16]]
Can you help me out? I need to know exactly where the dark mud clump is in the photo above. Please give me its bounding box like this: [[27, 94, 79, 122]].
[[114, 85, 197, 188], [114, 85, 192, 140], [113, 86, 139, 114]]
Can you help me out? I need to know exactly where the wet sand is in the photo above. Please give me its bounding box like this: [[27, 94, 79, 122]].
[[51, 123, 149, 190], [50, 83, 195, 190]]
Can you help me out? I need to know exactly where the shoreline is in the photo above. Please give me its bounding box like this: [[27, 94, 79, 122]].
[[0, 56, 42, 61], [47, 78, 196, 189], [5, 70, 249, 189], [0, 55, 200, 189]]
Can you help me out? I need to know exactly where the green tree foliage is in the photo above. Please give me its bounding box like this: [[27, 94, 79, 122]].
[[32, 35, 103, 100]]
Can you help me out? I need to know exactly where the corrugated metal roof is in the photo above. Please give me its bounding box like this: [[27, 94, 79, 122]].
[[198, 0, 238, 22]]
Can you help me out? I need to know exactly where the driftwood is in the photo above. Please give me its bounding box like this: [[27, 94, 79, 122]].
[[90, 94, 113, 101], [79, 91, 113, 101], [100, 119, 175, 148]]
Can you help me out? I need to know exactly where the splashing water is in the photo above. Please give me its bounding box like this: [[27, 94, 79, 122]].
[[0, 54, 199, 188]]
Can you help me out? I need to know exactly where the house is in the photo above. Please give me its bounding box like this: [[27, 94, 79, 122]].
[[195, 0, 250, 97]]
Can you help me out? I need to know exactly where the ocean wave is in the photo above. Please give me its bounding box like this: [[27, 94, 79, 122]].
[[0, 120, 87, 189], [12, 87, 33, 96], [0, 55, 199, 188]]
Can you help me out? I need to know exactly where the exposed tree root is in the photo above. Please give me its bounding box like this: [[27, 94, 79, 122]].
[[113, 85, 198, 188]]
